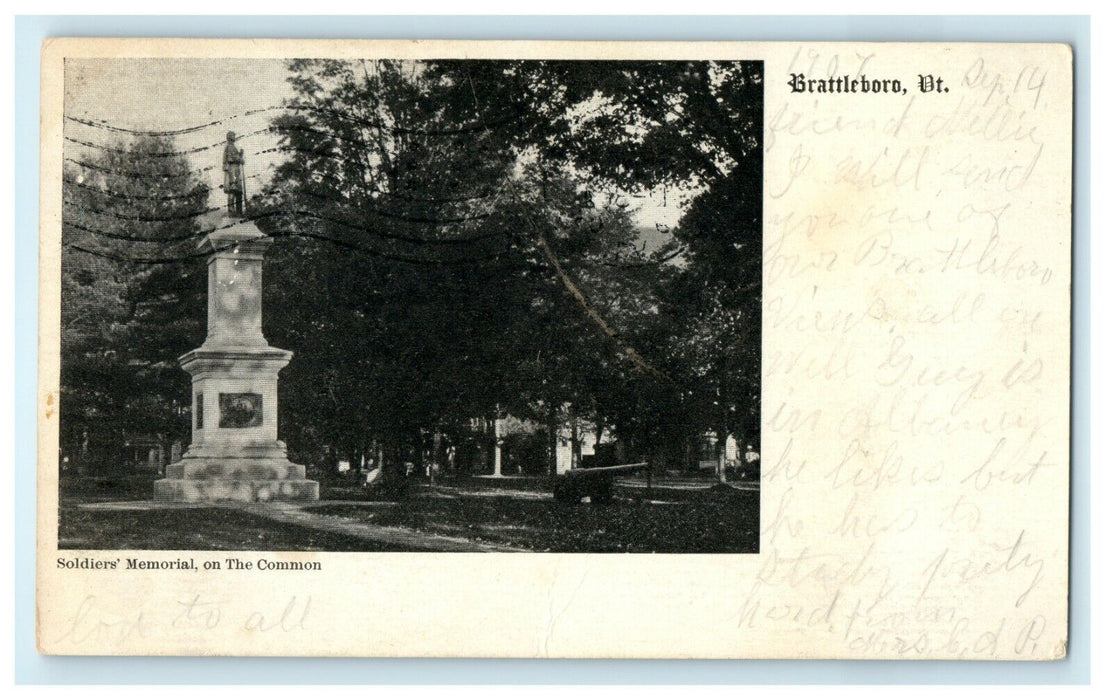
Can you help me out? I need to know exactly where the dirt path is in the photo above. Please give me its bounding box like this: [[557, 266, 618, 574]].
[[77, 499, 527, 552], [237, 501, 529, 552]]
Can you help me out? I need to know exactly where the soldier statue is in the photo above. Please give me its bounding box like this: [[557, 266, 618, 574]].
[[222, 131, 246, 216]]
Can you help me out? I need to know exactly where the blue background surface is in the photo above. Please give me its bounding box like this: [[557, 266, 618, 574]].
[[13, 14, 1091, 685]]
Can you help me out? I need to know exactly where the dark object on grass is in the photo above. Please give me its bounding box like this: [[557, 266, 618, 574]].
[[553, 462, 649, 505], [362, 470, 410, 501]]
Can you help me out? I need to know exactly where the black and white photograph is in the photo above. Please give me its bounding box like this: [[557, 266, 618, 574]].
[[58, 56, 764, 554]]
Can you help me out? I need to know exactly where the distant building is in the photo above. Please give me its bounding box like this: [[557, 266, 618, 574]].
[[125, 435, 166, 473], [696, 432, 760, 473], [554, 423, 615, 475], [697, 432, 739, 471]]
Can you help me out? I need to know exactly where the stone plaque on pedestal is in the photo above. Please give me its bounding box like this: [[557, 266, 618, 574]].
[[154, 218, 318, 502], [219, 393, 263, 428]]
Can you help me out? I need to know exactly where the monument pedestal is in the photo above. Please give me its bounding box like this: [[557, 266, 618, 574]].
[[154, 219, 318, 503]]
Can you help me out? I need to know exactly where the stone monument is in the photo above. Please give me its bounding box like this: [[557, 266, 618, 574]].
[[154, 138, 318, 502]]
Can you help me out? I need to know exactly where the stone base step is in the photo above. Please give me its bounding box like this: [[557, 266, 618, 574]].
[[153, 478, 319, 503], [165, 458, 305, 480]]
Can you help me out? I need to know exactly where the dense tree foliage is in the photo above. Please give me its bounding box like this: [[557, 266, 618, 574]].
[[61, 136, 210, 471], [428, 60, 765, 466], [59, 59, 762, 479], [255, 60, 667, 477]]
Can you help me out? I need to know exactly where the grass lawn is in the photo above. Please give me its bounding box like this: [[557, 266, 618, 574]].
[[56, 473, 759, 553], [58, 504, 413, 551], [310, 482, 759, 553], [57, 475, 404, 550]]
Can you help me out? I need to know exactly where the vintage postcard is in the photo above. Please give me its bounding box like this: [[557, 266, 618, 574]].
[[37, 38, 1072, 658]]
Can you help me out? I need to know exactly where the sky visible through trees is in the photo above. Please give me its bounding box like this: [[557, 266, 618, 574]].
[[63, 58, 686, 235], [59, 58, 763, 479]]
